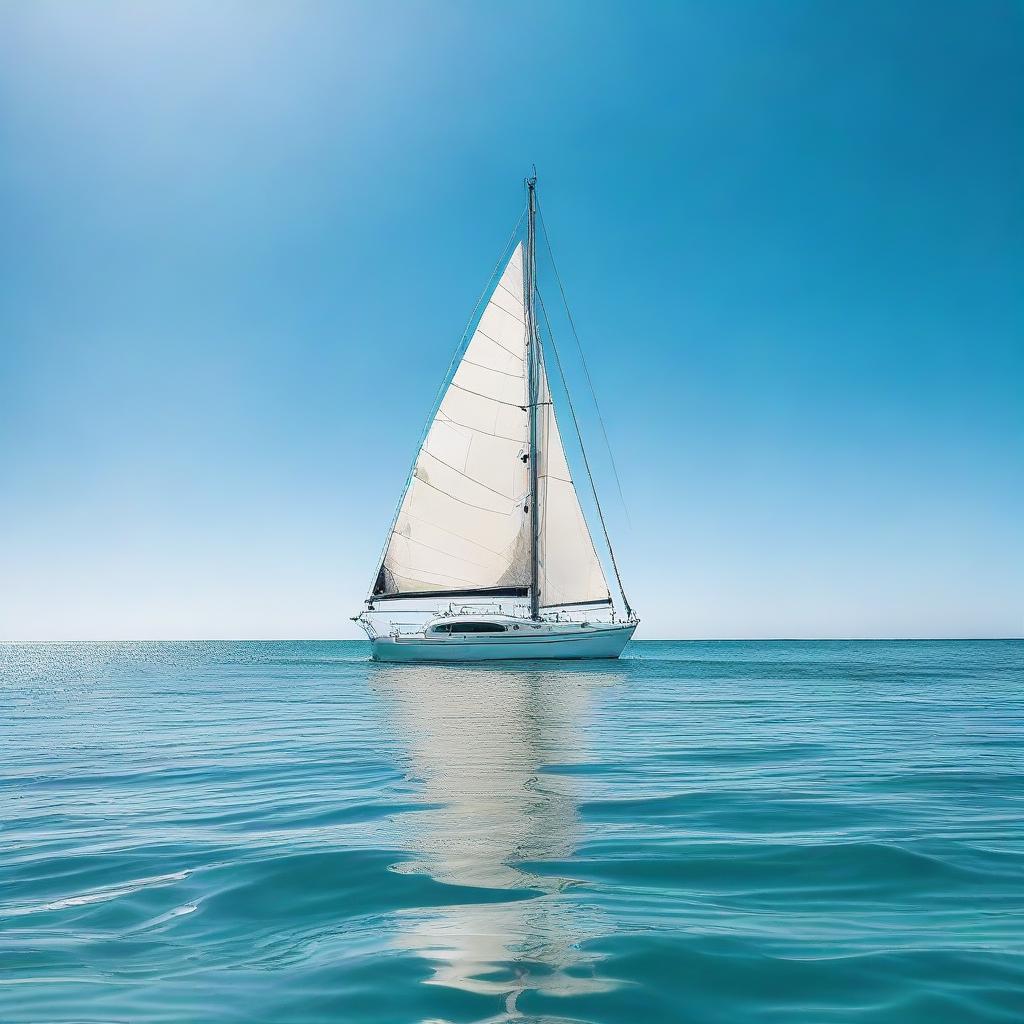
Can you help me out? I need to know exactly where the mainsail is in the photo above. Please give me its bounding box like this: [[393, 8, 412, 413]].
[[372, 236, 611, 608], [373, 244, 532, 598]]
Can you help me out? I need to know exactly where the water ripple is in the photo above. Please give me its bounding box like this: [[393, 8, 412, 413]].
[[1, 639, 1022, 1022]]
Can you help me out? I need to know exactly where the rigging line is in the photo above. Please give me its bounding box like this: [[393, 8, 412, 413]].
[[393, 518, 523, 575], [385, 561, 479, 588], [448, 380, 527, 407], [538, 288, 634, 618], [474, 327, 525, 362], [413, 472, 525, 516], [400, 509, 508, 557], [458, 357, 524, 379], [389, 532, 500, 573], [535, 198, 631, 529], [496, 281, 527, 306], [487, 297, 527, 325], [365, 205, 527, 600], [436, 409, 526, 444], [420, 447, 523, 502]]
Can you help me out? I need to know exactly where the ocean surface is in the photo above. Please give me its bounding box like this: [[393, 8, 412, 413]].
[[1, 640, 1022, 1023]]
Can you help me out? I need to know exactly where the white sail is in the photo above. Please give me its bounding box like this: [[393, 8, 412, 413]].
[[535, 348, 611, 607], [373, 244, 532, 597]]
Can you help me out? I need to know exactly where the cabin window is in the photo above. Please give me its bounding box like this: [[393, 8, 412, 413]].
[[432, 621, 507, 634]]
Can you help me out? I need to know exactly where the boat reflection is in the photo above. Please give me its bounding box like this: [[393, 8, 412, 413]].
[[372, 661, 630, 1012]]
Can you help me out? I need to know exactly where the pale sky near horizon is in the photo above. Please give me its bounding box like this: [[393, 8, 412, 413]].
[[1, 1, 1021, 641]]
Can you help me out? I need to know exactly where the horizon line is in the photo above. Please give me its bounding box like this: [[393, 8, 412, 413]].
[[2, 636, 1021, 645]]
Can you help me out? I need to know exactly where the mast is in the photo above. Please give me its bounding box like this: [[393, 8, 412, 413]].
[[525, 172, 541, 620]]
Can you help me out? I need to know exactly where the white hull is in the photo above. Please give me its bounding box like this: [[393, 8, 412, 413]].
[[370, 622, 636, 663]]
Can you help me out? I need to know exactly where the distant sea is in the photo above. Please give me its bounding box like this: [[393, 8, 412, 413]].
[[2, 640, 1022, 1023]]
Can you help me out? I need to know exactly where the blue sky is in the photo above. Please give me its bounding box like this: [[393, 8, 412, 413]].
[[1, 1, 1021, 640]]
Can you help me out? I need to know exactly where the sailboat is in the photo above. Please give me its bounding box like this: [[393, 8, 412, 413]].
[[354, 175, 637, 661]]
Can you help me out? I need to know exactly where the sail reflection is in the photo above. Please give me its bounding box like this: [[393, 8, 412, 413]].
[[373, 662, 629, 1011]]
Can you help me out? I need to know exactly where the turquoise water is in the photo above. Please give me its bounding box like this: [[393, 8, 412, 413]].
[[2, 640, 1022, 1023]]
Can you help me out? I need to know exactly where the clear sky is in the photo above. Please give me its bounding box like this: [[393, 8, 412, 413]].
[[1, 1, 1021, 640]]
